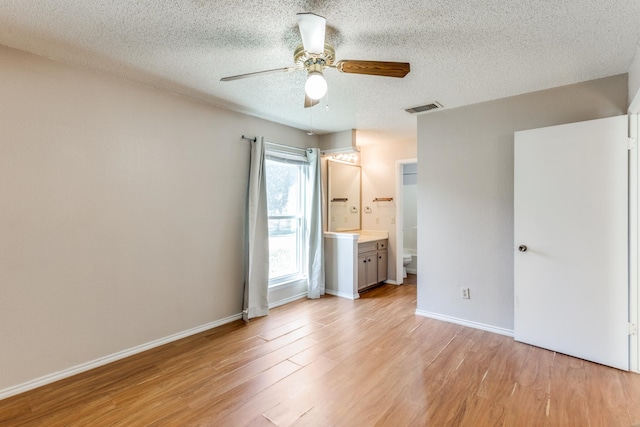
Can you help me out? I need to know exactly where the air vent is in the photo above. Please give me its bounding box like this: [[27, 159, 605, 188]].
[[405, 101, 443, 114]]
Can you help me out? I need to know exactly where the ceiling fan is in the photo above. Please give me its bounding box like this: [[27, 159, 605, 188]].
[[220, 13, 411, 108]]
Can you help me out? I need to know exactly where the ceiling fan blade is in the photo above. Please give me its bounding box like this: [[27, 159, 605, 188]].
[[297, 12, 326, 54], [334, 60, 410, 78], [304, 93, 319, 108], [220, 67, 296, 82]]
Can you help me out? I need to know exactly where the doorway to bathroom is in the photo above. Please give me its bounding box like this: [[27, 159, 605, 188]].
[[395, 159, 417, 285]]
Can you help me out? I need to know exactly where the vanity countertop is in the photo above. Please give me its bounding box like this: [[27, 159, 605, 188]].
[[358, 230, 389, 243], [358, 234, 386, 243], [324, 230, 389, 243]]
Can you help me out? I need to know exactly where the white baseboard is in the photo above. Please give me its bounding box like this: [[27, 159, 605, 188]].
[[269, 292, 307, 309], [415, 309, 514, 337], [0, 313, 243, 400], [406, 268, 417, 274], [384, 280, 399, 285], [325, 289, 360, 300]]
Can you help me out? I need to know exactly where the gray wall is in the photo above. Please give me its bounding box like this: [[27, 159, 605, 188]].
[[629, 45, 640, 110], [417, 74, 628, 331]]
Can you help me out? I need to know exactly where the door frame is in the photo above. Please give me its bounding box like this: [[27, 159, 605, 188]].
[[395, 158, 417, 285], [630, 113, 639, 373]]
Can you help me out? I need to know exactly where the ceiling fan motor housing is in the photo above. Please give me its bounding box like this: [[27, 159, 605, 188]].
[[294, 43, 336, 71], [306, 59, 325, 74]]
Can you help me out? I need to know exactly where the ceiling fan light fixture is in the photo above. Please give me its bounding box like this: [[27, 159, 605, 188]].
[[219, 13, 411, 109], [305, 71, 327, 100]]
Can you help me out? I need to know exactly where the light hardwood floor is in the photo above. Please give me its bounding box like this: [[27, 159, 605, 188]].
[[1, 276, 640, 426]]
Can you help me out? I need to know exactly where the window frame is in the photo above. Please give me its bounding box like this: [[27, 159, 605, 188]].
[[264, 148, 308, 288]]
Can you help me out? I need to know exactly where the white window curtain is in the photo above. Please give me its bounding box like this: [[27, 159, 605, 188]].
[[306, 148, 325, 298], [243, 137, 269, 321]]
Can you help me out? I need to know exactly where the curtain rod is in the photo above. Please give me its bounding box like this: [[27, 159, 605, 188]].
[[242, 135, 311, 154], [267, 141, 312, 154]]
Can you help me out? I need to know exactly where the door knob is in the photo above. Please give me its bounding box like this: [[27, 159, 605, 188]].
[[518, 245, 527, 252]]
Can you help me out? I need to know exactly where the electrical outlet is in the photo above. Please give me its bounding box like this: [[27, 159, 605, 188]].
[[461, 287, 470, 299], [376, 217, 380, 224]]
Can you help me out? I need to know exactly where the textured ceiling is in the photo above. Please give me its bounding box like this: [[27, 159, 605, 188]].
[[0, 1, 639, 139]]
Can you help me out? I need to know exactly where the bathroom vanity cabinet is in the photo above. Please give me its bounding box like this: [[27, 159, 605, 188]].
[[324, 231, 389, 299], [357, 240, 388, 291]]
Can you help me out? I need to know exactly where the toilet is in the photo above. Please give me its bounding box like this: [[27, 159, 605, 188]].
[[402, 254, 412, 278]]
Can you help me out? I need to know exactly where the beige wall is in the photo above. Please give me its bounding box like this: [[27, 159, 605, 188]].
[[417, 74, 628, 332], [358, 130, 417, 282], [0, 45, 315, 394]]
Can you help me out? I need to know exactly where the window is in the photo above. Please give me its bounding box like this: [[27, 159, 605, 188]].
[[265, 152, 307, 286]]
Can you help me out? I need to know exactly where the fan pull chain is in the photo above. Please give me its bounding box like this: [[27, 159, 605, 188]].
[[308, 110, 314, 135]]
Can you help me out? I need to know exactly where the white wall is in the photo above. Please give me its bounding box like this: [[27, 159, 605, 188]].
[[402, 164, 418, 273], [417, 74, 627, 332], [626, 47, 640, 371], [0, 45, 316, 395], [402, 164, 418, 254]]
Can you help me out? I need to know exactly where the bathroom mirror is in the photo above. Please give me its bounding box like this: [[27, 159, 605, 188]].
[[328, 160, 361, 231]]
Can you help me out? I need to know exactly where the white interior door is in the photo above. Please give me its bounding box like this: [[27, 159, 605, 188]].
[[514, 115, 629, 371]]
